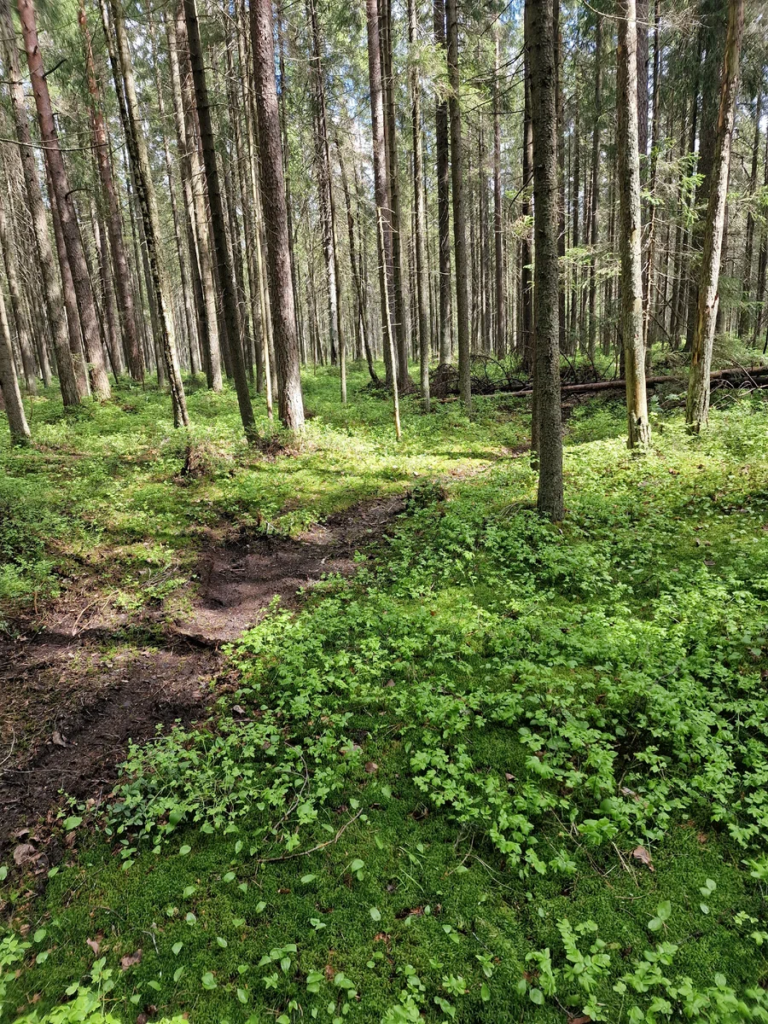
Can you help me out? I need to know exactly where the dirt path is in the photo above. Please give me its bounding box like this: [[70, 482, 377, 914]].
[[0, 494, 407, 853]]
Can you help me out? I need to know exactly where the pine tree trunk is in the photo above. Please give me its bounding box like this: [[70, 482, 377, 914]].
[[381, 0, 409, 389], [0, 0, 79, 406], [686, 0, 744, 432], [521, 58, 534, 375], [105, 0, 188, 425], [0, 183, 37, 395], [0, 261, 30, 443], [18, 0, 110, 400], [184, 0, 255, 436], [493, 23, 504, 360], [250, 0, 305, 431], [617, 0, 651, 449], [173, 1, 223, 391], [738, 88, 761, 338], [446, 0, 471, 411], [526, 0, 563, 519], [90, 201, 124, 378], [434, 0, 452, 365], [78, 0, 142, 382], [409, 0, 430, 411], [587, 13, 602, 360]]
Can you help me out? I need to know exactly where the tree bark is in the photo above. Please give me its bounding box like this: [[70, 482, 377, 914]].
[[587, 13, 602, 360], [493, 22, 504, 360], [17, 0, 110, 400], [434, 0, 452, 365], [0, 260, 29, 443], [686, 0, 744, 432], [250, 0, 304, 431], [408, 0, 430, 411], [184, 0, 256, 437], [526, 0, 563, 519], [78, 0, 142, 382], [105, 0, 188, 425], [0, 0, 79, 406], [173, 2, 224, 392], [521, 57, 534, 374], [617, 0, 651, 449], [445, 0, 471, 411]]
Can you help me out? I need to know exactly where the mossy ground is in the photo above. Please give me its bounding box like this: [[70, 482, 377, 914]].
[[2, 367, 768, 1023]]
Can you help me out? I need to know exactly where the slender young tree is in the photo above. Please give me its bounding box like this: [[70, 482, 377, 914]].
[[686, 0, 744, 432], [250, 0, 304, 430], [617, 0, 651, 448], [446, 0, 471, 411], [17, 0, 110, 400], [526, 0, 563, 519], [184, 0, 256, 437], [493, 22, 504, 360], [105, 0, 188, 426]]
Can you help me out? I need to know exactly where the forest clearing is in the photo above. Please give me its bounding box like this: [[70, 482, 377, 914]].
[[1, 0, 768, 1021]]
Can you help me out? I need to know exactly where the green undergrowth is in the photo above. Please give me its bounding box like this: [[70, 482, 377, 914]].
[[3, 390, 768, 1022], [0, 365, 525, 625]]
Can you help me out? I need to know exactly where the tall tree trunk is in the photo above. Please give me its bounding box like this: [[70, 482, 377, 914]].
[[409, 0, 430, 411], [587, 13, 602, 360], [445, 0, 471, 410], [0, 183, 36, 395], [686, 0, 744, 431], [0, 0, 79, 406], [250, 0, 304, 430], [337, 137, 378, 384], [173, 2, 223, 391], [90, 200, 124, 378], [754, 127, 768, 346], [307, 0, 345, 400], [0, 256, 29, 443], [434, 0, 452, 365], [17, 0, 110, 400], [521, 57, 534, 374], [526, 0, 563, 519], [380, 0, 409, 389], [738, 87, 762, 338], [366, 0, 397, 391], [493, 22, 504, 360], [105, 0, 188, 425], [78, 0, 143, 382], [184, 0, 255, 436], [617, 0, 651, 449]]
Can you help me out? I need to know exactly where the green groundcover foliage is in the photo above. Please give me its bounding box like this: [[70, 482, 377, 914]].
[[2, 375, 768, 1023]]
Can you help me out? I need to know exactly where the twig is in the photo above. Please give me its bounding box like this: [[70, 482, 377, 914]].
[[0, 727, 16, 772], [256, 809, 363, 865]]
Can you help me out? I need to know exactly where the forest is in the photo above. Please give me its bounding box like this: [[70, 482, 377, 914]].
[[1, 0, 768, 1020]]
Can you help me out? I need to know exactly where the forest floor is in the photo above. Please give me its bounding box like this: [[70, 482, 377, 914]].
[[2, 365, 768, 1024]]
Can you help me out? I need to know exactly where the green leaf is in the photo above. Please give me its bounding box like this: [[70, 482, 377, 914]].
[[0, 866, 7, 881], [529, 988, 544, 1005], [33, 929, 47, 943], [179, 845, 191, 856], [201, 971, 217, 990], [481, 983, 490, 1002], [173, 966, 185, 983], [182, 885, 196, 898], [237, 988, 249, 1004], [172, 942, 183, 956], [700, 903, 710, 915], [656, 900, 672, 922], [63, 816, 82, 831], [349, 859, 365, 873], [216, 936, 228, 948], [223, 871, 236, 883], [36, 951, 49, 964], [369, 907, 381, 922], [301, 874, 317, 884]]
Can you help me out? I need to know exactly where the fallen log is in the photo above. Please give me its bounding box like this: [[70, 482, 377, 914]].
[[504, 365, 768, 398]]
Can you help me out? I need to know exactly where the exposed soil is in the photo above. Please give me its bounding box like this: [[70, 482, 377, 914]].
[[0, 494, 407, 854]]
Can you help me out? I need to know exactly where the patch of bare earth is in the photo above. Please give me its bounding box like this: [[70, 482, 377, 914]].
[[0, 494, 407, 853]]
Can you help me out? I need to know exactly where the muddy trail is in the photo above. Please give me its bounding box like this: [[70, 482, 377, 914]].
[[0, 494, 407, 855]]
